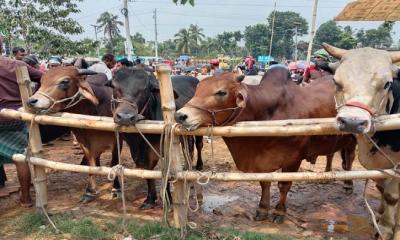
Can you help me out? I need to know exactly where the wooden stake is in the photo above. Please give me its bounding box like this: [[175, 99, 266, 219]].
[[156, 64, 188, 233], [306, 0, 319, 65], [16, 66, 47, 209]]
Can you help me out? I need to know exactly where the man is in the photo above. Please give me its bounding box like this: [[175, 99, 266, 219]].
[[88, 54, 116, 80], [12, 47, 26, 61], [22, 54, 40, 70], [303, 49, 331, 83], [0, 37, 42, 207], [47, 56, 62, 69]]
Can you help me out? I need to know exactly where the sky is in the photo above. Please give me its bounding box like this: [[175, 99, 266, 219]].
[[71, 0, 400, 44]]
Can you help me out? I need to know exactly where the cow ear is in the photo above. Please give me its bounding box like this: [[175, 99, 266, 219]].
[[235, 74, 245, 82], [78, 78, 99, 105], [236, 87, 247, 108]]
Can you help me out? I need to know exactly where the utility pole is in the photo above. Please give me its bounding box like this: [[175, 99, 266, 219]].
[[153, 8, 158, 60], [294, 26, 298, 61], [122, 0, 134, 60], [90, 24, 100, 58], [267, 1, 277, 67], [306, 0, 319, 65]]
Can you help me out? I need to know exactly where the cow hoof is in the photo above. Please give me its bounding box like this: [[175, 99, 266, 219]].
[[111, 188, 122, 199], [140, 202, 157, 210], [254, 210, 268, 221], [79, 193, 96, 203], [195, 164, 203, 171], [272, 214, 285, 224]]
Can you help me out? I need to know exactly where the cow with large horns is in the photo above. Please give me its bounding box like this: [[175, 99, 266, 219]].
[[323, 43, 400, 239]]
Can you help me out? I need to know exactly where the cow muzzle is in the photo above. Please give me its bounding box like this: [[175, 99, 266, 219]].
[[114, 112, 145, 126], [175, 108, 201, 131], [336, 106, 372, 134]]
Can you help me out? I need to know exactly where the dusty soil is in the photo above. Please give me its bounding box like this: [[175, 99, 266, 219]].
[[0, 136, 381, 239]]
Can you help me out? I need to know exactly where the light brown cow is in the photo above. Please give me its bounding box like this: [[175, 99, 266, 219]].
[[323, 43, 400, 240], [175, 68, 356, 223], [27, 66, 119, 203]]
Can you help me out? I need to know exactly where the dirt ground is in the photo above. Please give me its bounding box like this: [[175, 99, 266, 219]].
[[0, 136, 381, 239]]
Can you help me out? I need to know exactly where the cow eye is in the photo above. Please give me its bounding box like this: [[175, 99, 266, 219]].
[[215, 90, 227, 97], [58, 79, 70, 90]]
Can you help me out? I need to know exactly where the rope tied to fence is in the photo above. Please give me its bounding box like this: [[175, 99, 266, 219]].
[[108, 129, 130, 238]]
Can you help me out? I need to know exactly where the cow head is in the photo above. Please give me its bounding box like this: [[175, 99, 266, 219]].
[[323, 43, 400, 134], [27, 66, 98, 113], [175, 72, 246, 130], [110, 68, 156, 125]]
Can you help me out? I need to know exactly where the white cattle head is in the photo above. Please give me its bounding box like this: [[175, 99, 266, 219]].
[[323, 43, 400, 134]]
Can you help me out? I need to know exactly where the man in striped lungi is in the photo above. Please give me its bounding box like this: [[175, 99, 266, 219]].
[[0, 36, 42, 206]]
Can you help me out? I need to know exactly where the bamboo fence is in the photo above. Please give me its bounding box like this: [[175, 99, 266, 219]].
[[5, 64, 400, 234]]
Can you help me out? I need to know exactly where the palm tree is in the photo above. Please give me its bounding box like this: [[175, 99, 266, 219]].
[[96, 12, 123, 53], [174, 28, 191, 54], [188, 24, 205, 47]]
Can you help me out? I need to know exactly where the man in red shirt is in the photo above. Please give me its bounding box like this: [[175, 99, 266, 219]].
[[0, 36, 42, 206]]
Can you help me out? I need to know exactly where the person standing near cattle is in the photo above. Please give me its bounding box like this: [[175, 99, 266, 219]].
[[12, 47, 26, 61], [303, 49, 332, 83], [0, 37, 43, 207], [88, 53, 116, 80]]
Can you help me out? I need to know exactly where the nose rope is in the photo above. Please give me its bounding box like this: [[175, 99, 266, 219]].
[[185, 103, 243, 126], [35, 90, 84, 113], [111, 95, 151, 116]]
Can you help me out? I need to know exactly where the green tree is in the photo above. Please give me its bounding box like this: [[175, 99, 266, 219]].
[[158, 39, 177, 58], [244, 24, 269, 58], [315, 20, 342, 47], [97, 12, 123, 54], [357, 21, 394, 48], [131, 33, 153, 56], [174, 28, 191, 54], [268, 11, 308, 59], [0, 0, 82, 53], [215, 31, 242, 56]]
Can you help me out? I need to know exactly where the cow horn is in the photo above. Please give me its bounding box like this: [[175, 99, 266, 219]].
[[78, 69, 98, 75], [328, 62, 340, 73], [322, 43, 347, 60], [390, 52, 400, 63]]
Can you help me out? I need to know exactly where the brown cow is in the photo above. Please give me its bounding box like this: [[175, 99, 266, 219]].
[[27, 66, 120, 203], [175, 68, 356, 223]]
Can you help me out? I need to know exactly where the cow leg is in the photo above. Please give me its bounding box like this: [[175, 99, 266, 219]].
[[377, 178, 398, 240], [341, 148, 355, 195], [195, 136, 204, 171], [110, 143, 122, 199], [255, 181, 271, 221], [80, 156, 100, 166], [325, 153, 334, 172], [140, 143, 159, 210], [14, 161, 32, 207], [80, 154, 98, 203], [273, 181, 292, 224]]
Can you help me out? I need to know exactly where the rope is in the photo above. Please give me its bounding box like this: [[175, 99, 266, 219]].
[[107, 130, 130, 238], [26, 116, 60, 233], [363, 179, 384, 239]]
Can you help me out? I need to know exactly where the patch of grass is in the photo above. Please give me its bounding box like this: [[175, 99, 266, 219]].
[[10, 212, 313, 240]]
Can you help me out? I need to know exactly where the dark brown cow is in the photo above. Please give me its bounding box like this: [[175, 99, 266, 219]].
[[175, 68, 356, 222], [27, 66, 119, 203]]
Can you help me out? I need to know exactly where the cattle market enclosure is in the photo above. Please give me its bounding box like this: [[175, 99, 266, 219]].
[[3, 64, 400, 236]]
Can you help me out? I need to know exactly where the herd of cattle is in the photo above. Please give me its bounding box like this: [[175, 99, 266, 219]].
[[23, 43, 400, 239]]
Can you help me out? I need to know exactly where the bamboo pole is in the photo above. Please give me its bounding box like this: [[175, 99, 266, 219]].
[[2, 108, 400, 137], [12, 153, 396, 182], [157, 64, 188, 232], [306, 0, 319, 65], [16, 66, 48, 209]]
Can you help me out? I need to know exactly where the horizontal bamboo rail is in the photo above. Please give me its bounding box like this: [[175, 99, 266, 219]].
[[13, 154, 396, 182], [3, 108, 400, 137]]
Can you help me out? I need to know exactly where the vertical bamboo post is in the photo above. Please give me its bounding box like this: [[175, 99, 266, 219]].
[[156, 64, 188, 232], [16, 65, 48, 209]]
